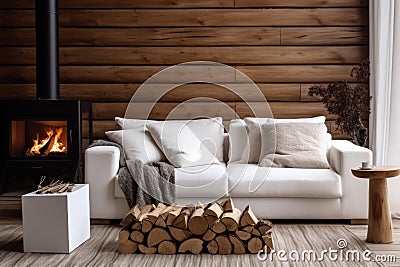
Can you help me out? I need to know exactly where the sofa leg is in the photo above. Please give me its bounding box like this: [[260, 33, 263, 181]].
[[350, 219, 368, 225]]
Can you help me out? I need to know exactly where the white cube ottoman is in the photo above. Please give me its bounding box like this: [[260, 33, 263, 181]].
[[22, 184, 90, 253]]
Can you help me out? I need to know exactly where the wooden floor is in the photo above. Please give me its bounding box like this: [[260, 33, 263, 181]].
[[345, 220, 400, 267], [1, 197, 399, 266]]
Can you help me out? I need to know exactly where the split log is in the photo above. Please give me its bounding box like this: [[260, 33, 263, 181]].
[[262, 232, 274, 251], [211, 219, 226, 234], [207, 240, 218, 254], [248, 237, 263, 254], [118, 228, 130, 244], [158, 240, 177, 255], [148, 203, 167, 223], [138, 204, 156, 222], [215, 235, 232, 255], [221, 207, 241, 231], [229, 235, 246, 254], [256, 219, 273, 235], [138, 244, 157, 254], [131, 222, 141, 230], [141, 219, 153, 233], [155, 215, 166, 228], [242, 225, 261, 236], [172, 208, 191, 229], [240, 205, 258, 227], [160, 205, 176, 220], [221, 198, 234, 212], [118, 240, 138, 254], [147, 228, 172, 247], [120, 205, 141, 227], [188, 207, 208, 235], [166, 206, 183, 226], [130, 231, 145, 244], [235, 230, 251, 241], [203, 229, 216, 242], [169, 226, 192, 242], [204, 202, 224, 218], [206, 215, 218, 228], [178, 238, 204, 255]]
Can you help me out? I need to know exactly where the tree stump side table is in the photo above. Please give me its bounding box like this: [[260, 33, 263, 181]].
[[351, 166, 400, 244]]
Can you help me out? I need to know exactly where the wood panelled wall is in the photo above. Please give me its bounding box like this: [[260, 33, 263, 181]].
[[0, 0, 369, 141]]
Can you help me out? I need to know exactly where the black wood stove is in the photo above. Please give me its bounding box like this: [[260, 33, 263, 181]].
[[0, 0, 92, 191]]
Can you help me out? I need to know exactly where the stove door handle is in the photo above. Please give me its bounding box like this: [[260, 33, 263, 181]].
[[69, 130, 73, 144]]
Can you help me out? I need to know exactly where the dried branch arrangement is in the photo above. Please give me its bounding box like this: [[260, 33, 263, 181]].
[[118, 198, 273, 255], [308, 59, 371, 147], [36, 176, 76, 194]]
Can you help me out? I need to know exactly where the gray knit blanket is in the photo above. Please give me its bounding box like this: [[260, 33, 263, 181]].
[[76, 140, 175, 208]]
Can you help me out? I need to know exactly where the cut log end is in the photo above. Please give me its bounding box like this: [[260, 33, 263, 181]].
[[178, 238, 204, 255]]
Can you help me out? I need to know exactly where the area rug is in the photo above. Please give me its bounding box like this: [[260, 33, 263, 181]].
[[0, 224, 384, 267]]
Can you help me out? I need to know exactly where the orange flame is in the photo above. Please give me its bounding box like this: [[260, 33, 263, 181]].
[[28, 127, 67, 155]]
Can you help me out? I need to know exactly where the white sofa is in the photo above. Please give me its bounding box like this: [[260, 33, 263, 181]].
[[85, 120, 372, 220]]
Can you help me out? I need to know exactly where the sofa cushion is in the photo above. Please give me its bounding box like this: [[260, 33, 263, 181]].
[[259, 123, 330, 169], [241, 116, 326, 163], [227, 163, 341, 198], [105, 128, 166, 164], [228, 119, 247, 163], [115, 117, 224, 162], [175, 164, 228, 198], [114, 163, 228, 199], [147, 122, 219, 168]]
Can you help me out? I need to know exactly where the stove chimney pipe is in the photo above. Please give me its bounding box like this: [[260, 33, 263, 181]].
[[35, 0, 59, 100]]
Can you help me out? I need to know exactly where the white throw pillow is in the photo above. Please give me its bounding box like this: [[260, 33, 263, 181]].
[[259, 122, 330, 168], [241, 116, 326, 163], [105, 128, 166, 164], [147, 122, 219, 168], [228, 119, 248, 163], [115, 117, 224, 162]]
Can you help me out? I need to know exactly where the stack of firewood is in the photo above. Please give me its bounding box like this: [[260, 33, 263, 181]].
[[36, 177, 75, 194], [118, 198, 273, 255]]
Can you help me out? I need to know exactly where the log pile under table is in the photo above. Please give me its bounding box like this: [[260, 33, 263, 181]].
[[118, 198, 274, 255]]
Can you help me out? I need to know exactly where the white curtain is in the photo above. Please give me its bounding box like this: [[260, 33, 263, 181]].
[[369, 0, 400, 216]]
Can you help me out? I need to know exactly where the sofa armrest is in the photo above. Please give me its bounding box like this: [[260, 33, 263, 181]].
[[329, 140, 372, 219], [85, 146, 128, 219]]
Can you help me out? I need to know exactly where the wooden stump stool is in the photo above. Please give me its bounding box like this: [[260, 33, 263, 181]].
[[352, 166, 400, 244]]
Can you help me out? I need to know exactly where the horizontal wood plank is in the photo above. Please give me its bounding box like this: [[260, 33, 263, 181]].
[[281, 27, 368, 45], [93, 102, 237, 120], [0, 65, 236, 83], [0, 9, 368, 27], [0, 27, 369, 47], [0, 83, 300, 102], [0, 65, 356, 83], [0, 0, 368, 9], [0, 46, 368, 65], [236, 101, 333, 119], [0, 65, 359, 84], [60, 8, 369, 27], [0, 27, 281, 47], [0, 0, 233, 9], [92, 120, 116, 138], [236, 0, 368, 7], [237, 65, 356, 83]]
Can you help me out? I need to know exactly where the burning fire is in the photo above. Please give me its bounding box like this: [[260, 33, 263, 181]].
[[27, 127, 67, 156]]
